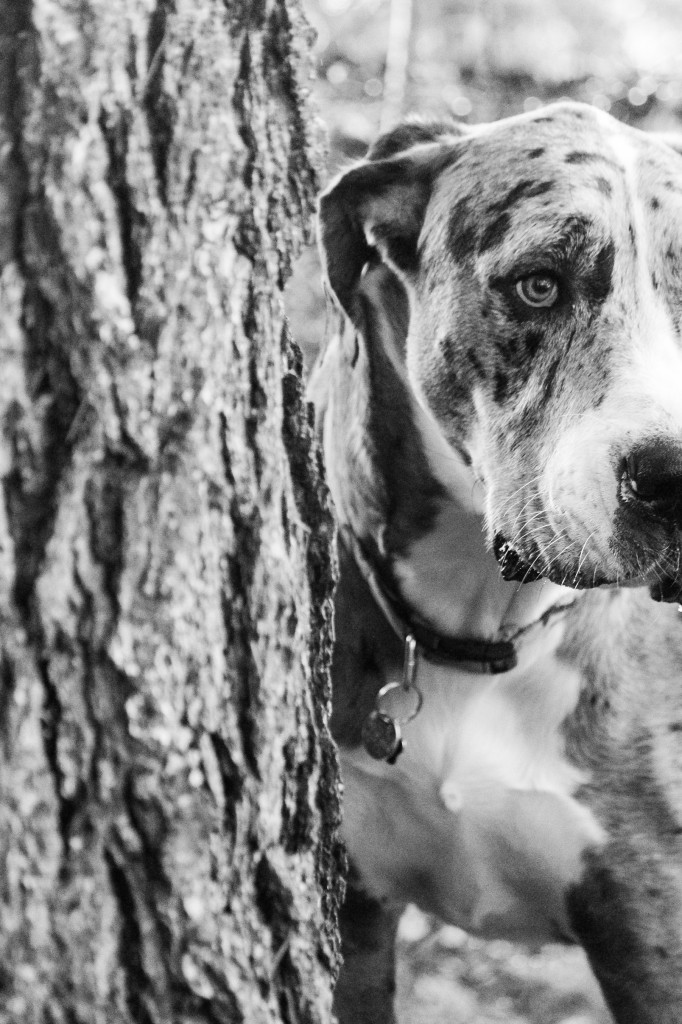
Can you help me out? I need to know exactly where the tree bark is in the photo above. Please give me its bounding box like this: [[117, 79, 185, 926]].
[[0, 1, 342, 1022]]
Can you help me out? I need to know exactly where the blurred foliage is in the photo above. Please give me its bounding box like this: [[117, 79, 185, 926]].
[[305, 0, 682, 164]]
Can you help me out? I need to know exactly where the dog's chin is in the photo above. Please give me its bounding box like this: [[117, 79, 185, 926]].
[[493, 531, 682, 600], [493, 533, 545, 584], [492, 536, 610, 589]]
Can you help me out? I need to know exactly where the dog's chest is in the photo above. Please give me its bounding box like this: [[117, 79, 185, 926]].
[[340, 648, 604, 942]]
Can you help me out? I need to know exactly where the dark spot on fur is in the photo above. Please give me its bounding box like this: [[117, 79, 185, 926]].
[[524, 329, 543, 356], [565, 151, 599, 164], [664, 179, 682, 193], [448, 198, 476, 263], [628, 223, 637, 256], [564, 325, 577, 356], [485, 180, 554, 221], [565, 151, 622, 173], [466, 349, 486, 379], [584, 239, 615, 305], [516, 406, 540, 435], [595, 177, 612, 196], [479, 211, 511, 254], [501, 179, 554, 208], [652, 271, 659, 291], [439, 332, 455, 357], [505, 332, 522, 363], [541, 356, 561, 403], [667, 244, 675, 262], [527, 147, 545, 159], [650, 196, 660, 210], [494, 370, 509, 402], [531, 117, 554, 124]]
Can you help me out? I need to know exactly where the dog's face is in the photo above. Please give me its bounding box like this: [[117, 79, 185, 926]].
[[319, 102, 682, 596]]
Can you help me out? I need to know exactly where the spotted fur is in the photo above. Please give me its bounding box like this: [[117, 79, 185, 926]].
[[313, 103, 682, 1023]]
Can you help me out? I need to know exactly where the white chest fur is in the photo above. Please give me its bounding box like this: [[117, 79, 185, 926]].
[[340, 642, 605, 942]]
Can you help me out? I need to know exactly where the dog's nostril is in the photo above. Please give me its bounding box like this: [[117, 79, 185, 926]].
[[622, 441, 682, 522]]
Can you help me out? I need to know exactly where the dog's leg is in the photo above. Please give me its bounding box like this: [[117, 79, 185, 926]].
[[569, 836, 682, 1022], [334, 864, 405, 1024]]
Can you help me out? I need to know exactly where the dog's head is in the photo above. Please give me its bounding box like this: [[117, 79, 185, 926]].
[[319, 102, 682, 598]]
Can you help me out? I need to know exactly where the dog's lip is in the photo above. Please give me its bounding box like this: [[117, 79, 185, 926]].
[[649, 577, 682, 602], [494, 530, 682, 597], [642, 544, 682, 602], [492, 530, 614, 589], [493, 533, 544, 584]]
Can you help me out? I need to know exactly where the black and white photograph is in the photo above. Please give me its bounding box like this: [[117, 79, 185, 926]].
[[1, 1, 682, 1022]]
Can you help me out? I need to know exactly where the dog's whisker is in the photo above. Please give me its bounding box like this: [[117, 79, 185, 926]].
[[497, 476, 546, 523], [516, 509, 553, 535], [540, 539, 576, 583], [574, 533, 596, 584], [501, 478, 545, 513], [509, 497, 547, 535]]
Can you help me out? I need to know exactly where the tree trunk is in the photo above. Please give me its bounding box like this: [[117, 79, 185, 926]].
[[0, 1, 342, 1022]]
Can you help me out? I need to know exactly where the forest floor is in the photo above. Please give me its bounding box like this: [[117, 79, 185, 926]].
[[395, 906, 611, 1024]]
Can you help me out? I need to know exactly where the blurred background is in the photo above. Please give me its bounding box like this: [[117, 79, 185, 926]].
[[285, 2, 682, 1021]]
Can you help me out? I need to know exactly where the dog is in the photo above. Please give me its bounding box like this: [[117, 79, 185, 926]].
[[309, 101, 682, 1024]]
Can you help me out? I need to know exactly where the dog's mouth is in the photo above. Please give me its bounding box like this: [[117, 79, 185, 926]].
[[493, 534, 544, 584], [493, 530, 682, 601]]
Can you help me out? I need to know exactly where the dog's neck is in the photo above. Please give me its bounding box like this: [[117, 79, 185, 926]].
[[318, 262, 578, 655], [390, 494, 574, 646], [377, 385, 577, 648]]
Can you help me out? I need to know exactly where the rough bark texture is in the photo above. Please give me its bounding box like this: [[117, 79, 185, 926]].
[[0, 1, 342, 1022]]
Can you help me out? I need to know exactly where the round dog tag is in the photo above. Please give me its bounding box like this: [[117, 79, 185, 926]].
[[361, 710, 403, 763], [376, 680, 422, 723]]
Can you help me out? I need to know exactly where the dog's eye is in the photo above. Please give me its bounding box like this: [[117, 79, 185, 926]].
[[515, 273, 559, 308]]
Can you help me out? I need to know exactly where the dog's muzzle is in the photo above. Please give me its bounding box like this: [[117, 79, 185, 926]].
[[493, 439, 682, 598]]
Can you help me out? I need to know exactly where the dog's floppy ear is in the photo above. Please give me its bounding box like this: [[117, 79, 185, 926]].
[[318, 120, 465, 322]]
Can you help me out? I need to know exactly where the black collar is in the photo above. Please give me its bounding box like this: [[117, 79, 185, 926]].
[[340, 526, 577, 675]]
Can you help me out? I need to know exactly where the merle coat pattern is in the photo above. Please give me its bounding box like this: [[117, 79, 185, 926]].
[[312, 102, 682, 1024]]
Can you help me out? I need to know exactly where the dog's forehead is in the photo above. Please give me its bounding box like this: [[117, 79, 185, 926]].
[[454, 104, 614, 167], [427, 103, 682, 264], [452, 102, 661, 186]]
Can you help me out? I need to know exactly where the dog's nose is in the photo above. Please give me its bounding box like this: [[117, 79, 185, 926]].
[[622, 440, 682, 527]]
